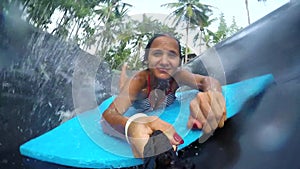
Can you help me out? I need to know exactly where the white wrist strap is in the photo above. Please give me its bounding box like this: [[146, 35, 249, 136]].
[[125, 113, 148, 144]]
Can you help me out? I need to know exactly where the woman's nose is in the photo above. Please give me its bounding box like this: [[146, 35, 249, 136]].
[[159, 53, 169, 65]]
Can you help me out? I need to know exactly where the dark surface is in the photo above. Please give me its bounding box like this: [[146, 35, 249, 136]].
[[184, 1, 300, 169], [1, 1, 300, 169], [0, 10, 111, 169]]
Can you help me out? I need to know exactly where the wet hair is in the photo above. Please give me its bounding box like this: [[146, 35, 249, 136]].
[[143, 34, 183, 64]]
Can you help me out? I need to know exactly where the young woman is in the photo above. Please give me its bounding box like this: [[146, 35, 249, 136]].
[[101, 34, 226, 158]]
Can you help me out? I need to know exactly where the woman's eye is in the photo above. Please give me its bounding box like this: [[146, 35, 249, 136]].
[[152, 51, 163, 56], [168, 52, 178, 58]]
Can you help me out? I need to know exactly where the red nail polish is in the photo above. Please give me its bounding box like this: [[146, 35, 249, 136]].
[[173, 133, 184, 144]]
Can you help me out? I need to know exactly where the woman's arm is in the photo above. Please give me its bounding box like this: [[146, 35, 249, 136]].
[[175, 69, 222, 92], [102, 70, 184, 157], [101, 71, 147, 136]]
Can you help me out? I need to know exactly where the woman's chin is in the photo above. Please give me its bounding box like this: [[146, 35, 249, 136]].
[[151, 69, 173, 79], [156, 73, 172, 80]]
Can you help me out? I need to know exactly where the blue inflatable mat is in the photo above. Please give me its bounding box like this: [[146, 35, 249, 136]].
[[19, 74, 274, 168]]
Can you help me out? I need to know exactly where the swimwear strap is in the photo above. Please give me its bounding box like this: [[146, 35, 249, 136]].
[[125, 113, 148, 144]]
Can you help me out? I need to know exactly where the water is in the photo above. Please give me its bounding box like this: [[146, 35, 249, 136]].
[[0, 14, 112, 169]]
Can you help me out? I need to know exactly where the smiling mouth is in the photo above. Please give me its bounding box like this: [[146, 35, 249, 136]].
[[157, 68, 169, 73]]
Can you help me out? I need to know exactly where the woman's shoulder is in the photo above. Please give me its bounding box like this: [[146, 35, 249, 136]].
[[131, 69, 149, 83], [137, 69, 149, 76]]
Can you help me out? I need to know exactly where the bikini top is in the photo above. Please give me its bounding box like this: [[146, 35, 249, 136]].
[[133, 74, 176, 112]]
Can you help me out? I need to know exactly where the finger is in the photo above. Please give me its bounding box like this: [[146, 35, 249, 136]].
[[156, 127, 184, 146], [161, 125, 184, 145], [189, 99, 206, 127], [197, 92, 211, 118], [147, 117, 184, 145], [130, 136, 150, 158], [207, 91, 223, 128], [205, 110, 218, 133], [218, 116, 225, 128], [128, 120, 152, 158], [119, 63, 129, 90], [194, 92, 217, 133], [208, 91, 227, 128], [222, 101, 227, 122], [187, 116, 202, 129], [168, 130, 184, 146], [148, 116, 168, 131], [216, 92, 227, 127], [214, 91, 226, 118], [189, 98, 200, 118], [201, 113, 215, 139], [131, 144, 140, 158], [198, 92, 219, 133], [218, 113, 227, 128], [202, 118, 213, 134]]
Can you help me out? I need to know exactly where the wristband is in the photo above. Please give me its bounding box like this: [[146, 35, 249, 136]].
[[125, 113, 148, 144]]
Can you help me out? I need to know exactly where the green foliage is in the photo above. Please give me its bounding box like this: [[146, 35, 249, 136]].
[[214, 13, 228, 43], [228, 16, 243, 36], [104, 14, 180, 70], [207, 13, 243, 45], [162, 0, 213, 28], [104, 42, 131, 70], [4, 0, 246, 70], [162, 0, 215, 60]]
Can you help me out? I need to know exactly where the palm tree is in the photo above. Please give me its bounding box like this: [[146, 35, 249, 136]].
[[105, 14, 178, 70], [189, 6, 215, 54], [162, 0, 213, 63], [93, 0, 132, 57]]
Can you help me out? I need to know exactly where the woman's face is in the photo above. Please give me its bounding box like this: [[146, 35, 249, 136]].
[[147, 36, 181, 79]]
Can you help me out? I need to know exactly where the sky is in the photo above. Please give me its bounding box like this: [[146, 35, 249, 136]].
[[47, 0, 290, 55], [122, 0, 290, 29], [121, 0, 289, 55]]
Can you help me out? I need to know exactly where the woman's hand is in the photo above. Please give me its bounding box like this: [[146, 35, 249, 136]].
[[127, 116, 183, 158], [187, 91, 227, 141]]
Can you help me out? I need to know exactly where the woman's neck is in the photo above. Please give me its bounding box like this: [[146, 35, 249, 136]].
[[149, 72, 172, 91]]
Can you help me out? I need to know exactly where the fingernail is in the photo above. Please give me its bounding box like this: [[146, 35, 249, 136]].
[[173, 133, 184, 144]]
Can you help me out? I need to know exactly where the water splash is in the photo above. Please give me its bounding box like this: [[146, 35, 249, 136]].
[[0, 15, 112, 142]]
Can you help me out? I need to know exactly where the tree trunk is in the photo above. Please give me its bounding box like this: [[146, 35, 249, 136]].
[[134, 40, 142, 68], [245, 0, 251, 25], [199, 27, 202, 54], [185, 20, 189, 64], [68, 18, 77, 40], [51, 9, 67, 35]]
